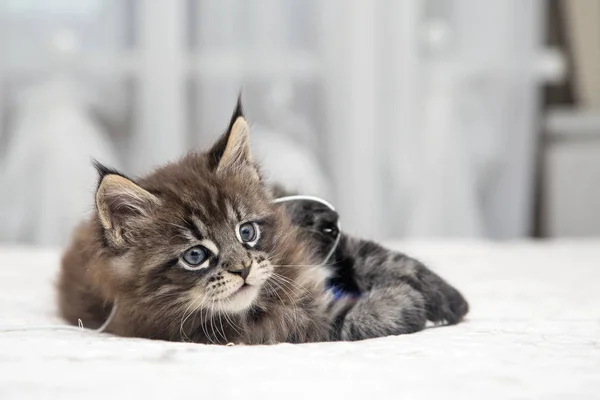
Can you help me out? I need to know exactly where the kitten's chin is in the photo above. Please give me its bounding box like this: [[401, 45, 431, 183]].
[[217, 284, 260, 313]]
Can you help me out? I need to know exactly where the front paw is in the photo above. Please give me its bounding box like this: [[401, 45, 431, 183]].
[[340, 285, 427, 341], [417, 267, 469, 325]]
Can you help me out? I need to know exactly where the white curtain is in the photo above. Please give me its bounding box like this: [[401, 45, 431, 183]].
[[0, 0, 560, 245]]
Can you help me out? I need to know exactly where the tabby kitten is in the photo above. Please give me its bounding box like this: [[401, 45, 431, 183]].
[[58, 100, 468, 344], [58, 101, 334, 344]]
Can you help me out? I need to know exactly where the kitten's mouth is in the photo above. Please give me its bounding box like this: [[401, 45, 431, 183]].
[[214, 283, 259, 313], [225, 282, 258, 301], [236, 282, 253, 293]]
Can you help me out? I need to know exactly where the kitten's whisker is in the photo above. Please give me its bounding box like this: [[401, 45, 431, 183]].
[[209, 298, 225, 344], [188, 293, 210, 342], [269, 275, 303, 304], [268, 279, 300, 328], [269, 274, 299, 300], [266, 280, 299, 328], [271, 272, 311, 295], [218, 311, 226, 342], [278, 277, 316, 302], [193, 294, 210, 339], [208, 299, 217, 344], [199, 299, 211, 342], [269, 276, 301, 317], [180, 293, 201, 341], [189, 293, 209, 338], [271, 264, 325, 267], [264, 281, 286, 310], [222, 310, 242, 336]]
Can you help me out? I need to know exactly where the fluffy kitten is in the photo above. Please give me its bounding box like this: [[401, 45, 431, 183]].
[[276, 192, 469, 340], [58, 101, 334, 344], [58, 100, 469, 344]]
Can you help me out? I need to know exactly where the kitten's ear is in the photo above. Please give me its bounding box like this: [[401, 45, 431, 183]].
[[94, 162, 160, 246], [208, 96, 260, 180]]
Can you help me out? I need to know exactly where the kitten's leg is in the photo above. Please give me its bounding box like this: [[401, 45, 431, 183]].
[[337, 283, 426, 341], [337, 236, 469, 326]]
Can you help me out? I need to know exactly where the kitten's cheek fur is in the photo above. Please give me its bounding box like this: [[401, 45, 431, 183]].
[[245, 261, 272, 286], [218, 285, 260, 313]]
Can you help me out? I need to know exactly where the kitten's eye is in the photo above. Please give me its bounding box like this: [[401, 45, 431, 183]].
[[182, 246, 210, 269], [238, 222, 260, 246], [322, 225, 339, 238]]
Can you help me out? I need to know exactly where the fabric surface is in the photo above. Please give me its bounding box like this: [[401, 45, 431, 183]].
[[1, 241, 599, 399]]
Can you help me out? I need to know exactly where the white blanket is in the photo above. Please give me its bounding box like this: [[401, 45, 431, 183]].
[[1, 241, 599, 399]]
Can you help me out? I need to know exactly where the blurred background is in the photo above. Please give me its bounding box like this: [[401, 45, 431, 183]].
[[0, 0, 597, 246]]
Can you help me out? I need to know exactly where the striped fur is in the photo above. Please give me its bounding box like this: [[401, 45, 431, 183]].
[[58, 99, 468, 344], [58, 100, 334, 344]]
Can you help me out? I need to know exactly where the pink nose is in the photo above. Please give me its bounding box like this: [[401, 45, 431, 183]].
[[228, 265, 251, 281]]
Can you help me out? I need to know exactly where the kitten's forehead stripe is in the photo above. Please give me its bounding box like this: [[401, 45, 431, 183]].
[[209, 188, 220, 213], [190, 202, 207, 221], [181, 230, 197, 243], [233, 206, 242, 222], [225, 201, 238, 222], [190, 216, 206, 240], [200, 239, 219, 256], [216, 192, 229, 217], [184, 218, 204, 241], [237, 200, 251, 220]]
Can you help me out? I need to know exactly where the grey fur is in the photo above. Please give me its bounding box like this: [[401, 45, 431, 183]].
[[278, 196, 469, 340], [59, 102, 467, 345]]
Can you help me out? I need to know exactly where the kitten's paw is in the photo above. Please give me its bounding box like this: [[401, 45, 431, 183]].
[[340, 284, 427, 341], [419, 272, 469, 325], [372, 255, 470, 326]]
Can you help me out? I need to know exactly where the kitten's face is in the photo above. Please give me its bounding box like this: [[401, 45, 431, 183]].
[[133, 173, 278, 314], [94, 103, 290, 316], [280, 198, 340, 261]]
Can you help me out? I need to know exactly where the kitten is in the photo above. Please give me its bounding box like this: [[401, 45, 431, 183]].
[[276, 193, 469, 340], [58, 99, 468, 344], [58, 101, 334, 344]]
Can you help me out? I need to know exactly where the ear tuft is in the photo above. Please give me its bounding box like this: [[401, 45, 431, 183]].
[[227, 92, 245, 133], [207, 95, 260, 181], [216, 115, 252, 174], [93, 160, 126, 186]]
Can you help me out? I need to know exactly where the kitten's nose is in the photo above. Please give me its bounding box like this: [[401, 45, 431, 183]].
[[228, 265, 251, 281]]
